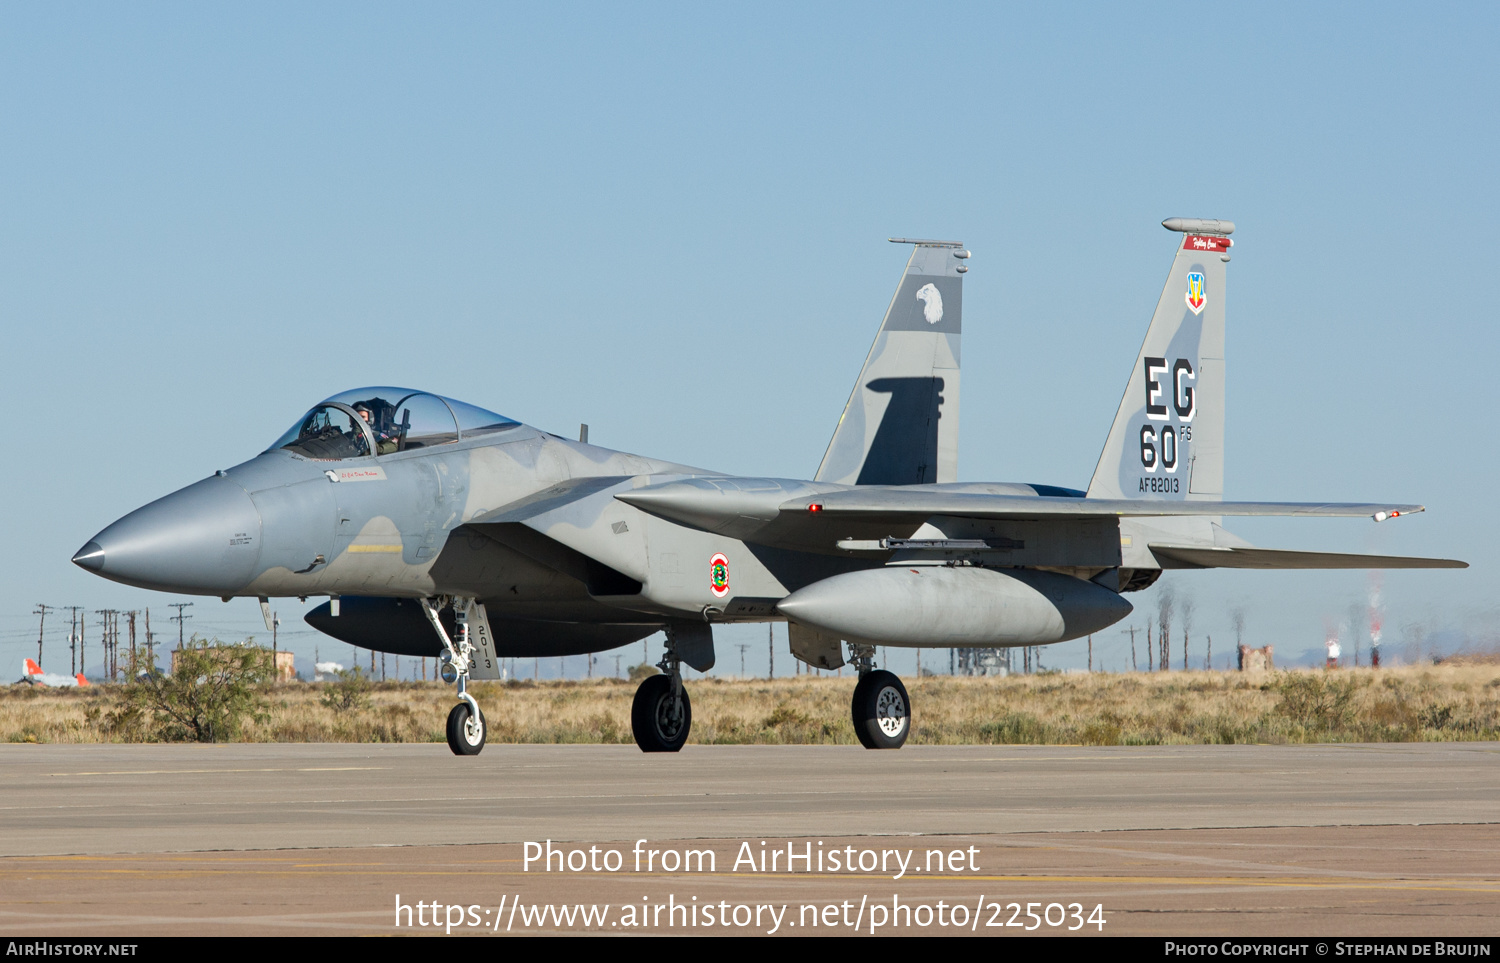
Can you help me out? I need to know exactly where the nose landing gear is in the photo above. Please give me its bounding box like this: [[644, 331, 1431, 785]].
[[423, 597, 493, 756]]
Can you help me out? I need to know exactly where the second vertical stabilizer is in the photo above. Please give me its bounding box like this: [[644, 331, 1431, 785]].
[[816, 239, 966, 486]]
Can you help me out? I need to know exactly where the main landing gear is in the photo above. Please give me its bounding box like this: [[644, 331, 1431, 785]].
[[422, 597, 489, 756], [630, 625, 697, 752], [848, 644, 911, 749]]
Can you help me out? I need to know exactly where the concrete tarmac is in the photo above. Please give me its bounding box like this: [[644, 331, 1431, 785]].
[[2, 743, 1498, 936]]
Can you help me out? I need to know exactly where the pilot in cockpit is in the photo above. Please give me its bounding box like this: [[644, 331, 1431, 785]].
[[353, 402, 401, 455]]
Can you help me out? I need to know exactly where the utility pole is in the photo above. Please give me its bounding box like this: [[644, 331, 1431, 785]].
[[95, 610, 115, 680], [169, 602, 194, 647], [736, 644, 750, 678], [1122, 625, 1138, 672], [126, 611, 138, 676], [767, 623, 774, 679], [65, 606, 83, 674], [1088, 634, 1093, 672], [33, 604, 53, 668]]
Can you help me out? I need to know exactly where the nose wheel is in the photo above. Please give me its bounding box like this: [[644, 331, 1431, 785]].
[[849, 642, 910, 749], [446, 702, 487, 755]]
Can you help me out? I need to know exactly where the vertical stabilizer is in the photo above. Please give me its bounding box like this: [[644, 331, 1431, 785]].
[[816, 239, 966, 485], [1088, 219, 1231, 502]]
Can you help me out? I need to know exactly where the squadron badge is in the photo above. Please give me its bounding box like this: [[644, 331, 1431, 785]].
[[1185, 272, 1206, 315], [709, 553, 730, 598]]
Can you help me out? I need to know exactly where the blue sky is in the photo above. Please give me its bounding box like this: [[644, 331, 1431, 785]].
[[3, 3, 1496, 677]]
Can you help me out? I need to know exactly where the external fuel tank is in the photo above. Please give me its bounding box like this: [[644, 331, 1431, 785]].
[[776, 566, 1132, 648]]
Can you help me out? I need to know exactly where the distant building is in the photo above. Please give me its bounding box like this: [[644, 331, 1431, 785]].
[[270, 651, 296, 682], [1238, 644, 1274, 672]]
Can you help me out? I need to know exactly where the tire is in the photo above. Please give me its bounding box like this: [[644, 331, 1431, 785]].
[[446, 702, 486, 755], [851, 670, 910, 749], [631, 673, 692, 752]]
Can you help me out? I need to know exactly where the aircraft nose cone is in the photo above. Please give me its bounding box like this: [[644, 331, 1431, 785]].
[[72, 541, 106, 572], [76, 475, 263, 594]]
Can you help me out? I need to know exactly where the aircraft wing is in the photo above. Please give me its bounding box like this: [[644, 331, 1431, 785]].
[[615, 478, 1464, 568], [617, 478, 1425, 533], [782, 490, 1423, 520]]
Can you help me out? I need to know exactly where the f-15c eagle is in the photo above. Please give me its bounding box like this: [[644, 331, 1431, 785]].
[[74, 219, 1463, 754]]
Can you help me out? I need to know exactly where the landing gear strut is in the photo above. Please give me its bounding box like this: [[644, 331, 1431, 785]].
[[848, 643, 910, 749], [631, 630, 694, 752], [423, 597, 489, 756]]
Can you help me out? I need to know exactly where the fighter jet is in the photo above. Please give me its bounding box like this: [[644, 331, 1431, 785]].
[[20, 658, 89, 688], [73, 218, 1464, 754]]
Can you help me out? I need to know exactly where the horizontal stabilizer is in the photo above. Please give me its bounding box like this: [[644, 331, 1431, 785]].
[[1150, 545, 1467, 570]]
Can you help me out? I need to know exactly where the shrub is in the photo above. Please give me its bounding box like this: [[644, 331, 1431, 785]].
[[627, 663, 661, 683], [1272, 671, 1361, 732], [320, 667, 373, 714], [101, 641, 275, 742]]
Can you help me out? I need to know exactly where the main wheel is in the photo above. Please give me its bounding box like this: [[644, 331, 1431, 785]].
[[851, 670, 910, 749], [446, 702, 487, 755], [631, 673, 692, 752]]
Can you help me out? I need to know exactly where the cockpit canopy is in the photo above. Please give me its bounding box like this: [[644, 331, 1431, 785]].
[[269, 388, 518, 459]]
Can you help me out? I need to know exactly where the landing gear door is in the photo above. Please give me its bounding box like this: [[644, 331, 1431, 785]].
[[789, 622, 846, 670], [463, 600, 503, 680]]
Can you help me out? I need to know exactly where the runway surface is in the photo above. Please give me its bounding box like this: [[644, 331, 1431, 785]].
[[3, 743, 1498, 935]]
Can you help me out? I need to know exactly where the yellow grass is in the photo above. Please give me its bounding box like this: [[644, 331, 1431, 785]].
[[5, 663, 1499, 745]]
